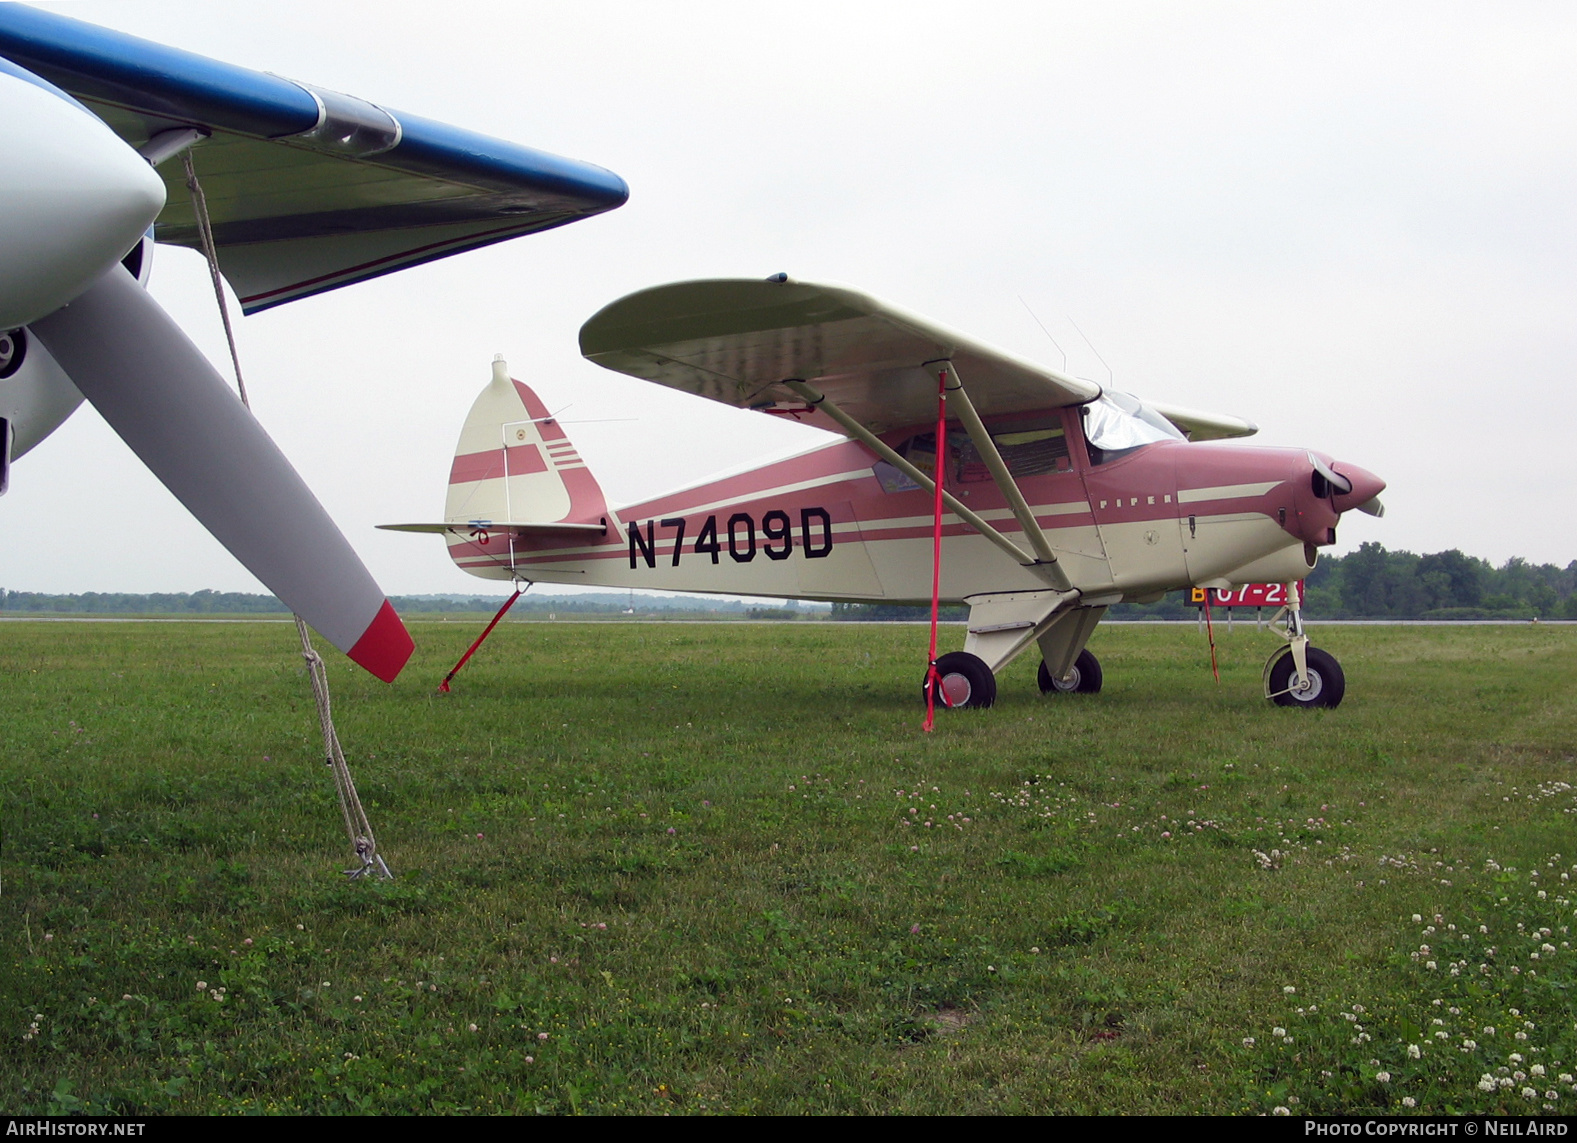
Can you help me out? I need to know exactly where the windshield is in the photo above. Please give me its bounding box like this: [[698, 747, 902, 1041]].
[[1081, 392, 1183, 463]]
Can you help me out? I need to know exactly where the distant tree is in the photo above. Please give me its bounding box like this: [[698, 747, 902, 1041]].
[[1417, 549, 1484, 608]]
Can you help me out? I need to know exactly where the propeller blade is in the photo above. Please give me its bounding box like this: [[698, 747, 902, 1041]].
[[1354, 496, 1385, 518], [29, 267, 413, 681], [1306, 451, 1353, 497]]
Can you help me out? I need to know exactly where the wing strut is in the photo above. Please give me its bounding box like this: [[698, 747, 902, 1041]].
[[934, 361, 1070, 587], [781, 377, 1072, 592]]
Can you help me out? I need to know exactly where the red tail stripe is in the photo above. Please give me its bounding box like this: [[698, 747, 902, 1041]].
[[448, 443, 547, 485]]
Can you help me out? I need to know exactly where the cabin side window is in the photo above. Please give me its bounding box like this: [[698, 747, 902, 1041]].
[[884, 419, 1072, 488]]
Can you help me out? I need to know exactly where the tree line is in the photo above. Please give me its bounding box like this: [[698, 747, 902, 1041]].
[[3, 546, 1573, 620], [0, 589, 782, 617], [833, 544, 1577, 621]]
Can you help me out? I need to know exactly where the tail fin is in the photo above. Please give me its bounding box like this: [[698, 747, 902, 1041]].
[[444, 356, 610, 528]]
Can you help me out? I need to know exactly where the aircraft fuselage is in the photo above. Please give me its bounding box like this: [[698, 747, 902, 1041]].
[[445, 403, 1379, 606]]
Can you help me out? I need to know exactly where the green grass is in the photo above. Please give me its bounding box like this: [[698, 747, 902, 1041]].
[[0, 620, 1573, 1114]]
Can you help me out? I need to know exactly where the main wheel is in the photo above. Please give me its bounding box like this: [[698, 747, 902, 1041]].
[[1038, 649, 1103, 695], [1266, 645, 1345, 708], [923, 651, 997, 710]]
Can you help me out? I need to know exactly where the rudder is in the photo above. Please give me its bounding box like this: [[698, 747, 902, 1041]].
[[445, 355, 610, 528]]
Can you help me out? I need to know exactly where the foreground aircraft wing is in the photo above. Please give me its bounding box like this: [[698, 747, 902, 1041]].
[[0, 4, 628, 313], [579, 277, 1100, 435]]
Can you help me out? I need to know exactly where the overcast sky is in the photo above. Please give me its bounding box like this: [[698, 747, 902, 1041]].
[[4, 1, 1574, 597]]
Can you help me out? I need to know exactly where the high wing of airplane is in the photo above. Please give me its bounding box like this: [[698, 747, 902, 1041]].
[[386, 275, 1384, 709], [0, 4, 627, 681]]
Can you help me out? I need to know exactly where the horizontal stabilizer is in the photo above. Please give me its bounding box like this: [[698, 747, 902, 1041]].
[[379, 521, 606, 536]]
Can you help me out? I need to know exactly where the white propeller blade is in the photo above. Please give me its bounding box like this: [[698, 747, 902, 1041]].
[[30, 267, 413, 681]]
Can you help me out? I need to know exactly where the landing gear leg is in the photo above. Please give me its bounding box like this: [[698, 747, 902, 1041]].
[[1262, 582, 1345, 708]]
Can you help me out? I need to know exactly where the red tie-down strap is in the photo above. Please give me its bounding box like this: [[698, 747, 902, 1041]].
[[1202, 592, 1221, 684], [438, 588, 523, 693], [923, 366, 948, 733]]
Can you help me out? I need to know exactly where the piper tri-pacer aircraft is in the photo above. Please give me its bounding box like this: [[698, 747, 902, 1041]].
[[0, 4, 626, 680], [388, 276, 1385, 709]]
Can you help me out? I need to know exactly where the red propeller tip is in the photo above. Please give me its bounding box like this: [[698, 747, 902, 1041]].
[[347, 599, 414, 683]]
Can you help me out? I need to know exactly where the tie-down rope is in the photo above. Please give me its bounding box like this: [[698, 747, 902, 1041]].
[[182, 152, 391, 880]]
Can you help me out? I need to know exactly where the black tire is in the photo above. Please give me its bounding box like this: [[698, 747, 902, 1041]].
[[924, 651, 997, 710], [1267, 645, 1345, 709], [1038, 649, 1103, 695]]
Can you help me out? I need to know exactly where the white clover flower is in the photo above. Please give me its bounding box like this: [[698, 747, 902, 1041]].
[[1560, 1073, 1573, 1084], [1426, 961, 1437, 970], [1511, 1054, 1524, 1063], [1463, 1040, 1478, 1050], [1548, 1090, 1560, 1101], [1408, 1044, 1422, 1059], [1243, 1037, 1256, 1047], [1413, 914, 1423, 923], [1377, 1071, 1392, 1083], [1517, 1031, 1530, 1041], [1533, 1065, 1547, 1077], [1402, 1097, 1417, 1108], [1273, 1107, 1290, 1116], [1273, 1027, 1287, 1037], [1479, 1078, 1497, 1092], [1523, 1087, 1538, 1100]]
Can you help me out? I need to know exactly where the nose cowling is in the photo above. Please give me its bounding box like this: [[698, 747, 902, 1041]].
[[1330, 463, 1385, 516]]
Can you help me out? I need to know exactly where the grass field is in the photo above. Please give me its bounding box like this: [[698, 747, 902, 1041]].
[[1, 619, 1574, 1115]]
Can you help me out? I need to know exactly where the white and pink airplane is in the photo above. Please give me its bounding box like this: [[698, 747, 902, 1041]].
[[388, 276, 1385, 710]]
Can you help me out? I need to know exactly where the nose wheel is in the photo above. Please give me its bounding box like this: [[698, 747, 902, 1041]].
[[1265, 645, 1345, 708]]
